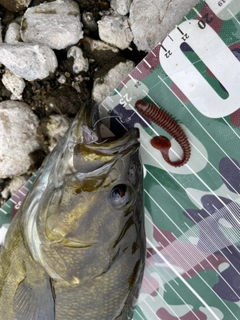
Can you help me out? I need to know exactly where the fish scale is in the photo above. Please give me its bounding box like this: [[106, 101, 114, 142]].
[[1, 0, 240, 319]]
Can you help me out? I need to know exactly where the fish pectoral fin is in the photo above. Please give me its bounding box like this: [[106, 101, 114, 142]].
[[13, 274, 54, 320]]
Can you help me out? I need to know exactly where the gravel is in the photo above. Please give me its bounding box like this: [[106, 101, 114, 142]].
[[0, 0, 198, 205]]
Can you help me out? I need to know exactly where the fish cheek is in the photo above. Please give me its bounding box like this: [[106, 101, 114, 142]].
[[45, 180, 109, 244], [40, 192, 116, 282], [45, 191, 93, 240]]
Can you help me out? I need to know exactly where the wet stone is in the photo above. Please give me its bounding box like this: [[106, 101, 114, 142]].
[[0, 0, 31, 12], [20, 0, 84, 50], [0, 43, 58, 81], [0, 100, 39, 179], [37, 114, 70, 153], [129, 0, 199, 52], [92, 60, 135, 104], [98, 13, 133, 50]]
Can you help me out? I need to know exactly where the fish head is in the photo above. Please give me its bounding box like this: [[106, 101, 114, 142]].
[[46, 119, 142, 246], [25, 101, 144, 283]]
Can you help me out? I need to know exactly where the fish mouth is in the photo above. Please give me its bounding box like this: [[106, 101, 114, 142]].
[[68, 100, 140, 175], [72, 100, 140, 156]]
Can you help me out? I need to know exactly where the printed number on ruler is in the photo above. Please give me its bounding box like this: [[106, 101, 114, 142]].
[[160, 5, 240, 118], [14, 201, 22, 210], [119, 81, 142, 106], [205, 0, 240, 20], [119, 93, 132, 107]]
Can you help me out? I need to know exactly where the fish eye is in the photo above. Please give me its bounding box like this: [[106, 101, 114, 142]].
[[110, 184, 130, 208]]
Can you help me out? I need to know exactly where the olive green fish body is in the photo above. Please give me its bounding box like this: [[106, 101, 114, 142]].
[[0, 210, 54, 320], [0, 101, 145, 319]]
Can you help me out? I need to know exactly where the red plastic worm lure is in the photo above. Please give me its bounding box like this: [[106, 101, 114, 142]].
[[135, 100, 191, 167]]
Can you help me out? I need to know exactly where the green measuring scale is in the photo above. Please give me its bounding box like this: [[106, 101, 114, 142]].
[[1, 0, 240, 319]]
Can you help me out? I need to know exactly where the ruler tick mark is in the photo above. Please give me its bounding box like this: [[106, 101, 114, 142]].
[[19, 190, 26, 196], [192, 7, 202, 18], [177, 26, 184, 35], [128, 73, 137, 83], [228, 9, 240, 24], [143, 58, 151, 68], [107, 96, 114, 103], [160, 44, 167, 52], [0, 208, 7, 214], [121, 81, 128, 88], [114, 88, 122, 97], [168, 35, 174, 41], [136, 66, 142, 74], [151, 50, 156, 57]]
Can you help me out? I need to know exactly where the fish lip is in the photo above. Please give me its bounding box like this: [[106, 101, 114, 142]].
[[83, 128, 140, 155], [72, 100, 140, 155]]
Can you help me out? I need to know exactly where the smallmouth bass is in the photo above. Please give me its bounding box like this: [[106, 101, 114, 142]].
[[0, 101, 146, 320]]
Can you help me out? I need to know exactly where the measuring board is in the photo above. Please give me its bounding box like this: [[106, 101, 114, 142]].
[[1, 0, 240, 319]]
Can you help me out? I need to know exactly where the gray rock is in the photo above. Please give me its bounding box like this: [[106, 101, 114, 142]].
[[98, 14, 133, 50], [0, 101, 39, 179], [83, 37, 119, 54], [110, 0, 132, 15], [0, 43, 58, 81], [0, 0, 31, 12], [9, 175, 28, 196], [67, 46, 89, 73], [4, 21, 21, 44], [21, 0, 83, 50], [37, 115, 70, 153], [129, 0, 199, 52], [92, 60, 135, 104], [2, 69, 26, 100]]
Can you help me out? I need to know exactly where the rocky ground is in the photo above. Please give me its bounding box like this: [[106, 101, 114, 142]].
[[0, 0, 198, 205]]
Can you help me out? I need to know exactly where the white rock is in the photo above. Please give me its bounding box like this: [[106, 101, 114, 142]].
[[0, 224, 10, 245], [9, 175, 28, 195], [129, 0, 199, 52], [2, 69, 25, 100], [0, 43, 58, 81], [0, 0, 31, 12], [21, 0, 83, 50], [58, 74, 66, 84], [0, 101, 39, 179], [45, 115, 70, 152], [1, 185, 9, 200], [111, 0, 132, 15], [92, 60, 135, 104], [98, 14, 133, 50], [84, 37, 119, 53], [67, 46, 89, 73], [4, 21, 21, 44]]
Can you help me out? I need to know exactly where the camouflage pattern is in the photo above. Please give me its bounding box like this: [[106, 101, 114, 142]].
[[98, 1, 240, 318], [1, 0, 240, 319]]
